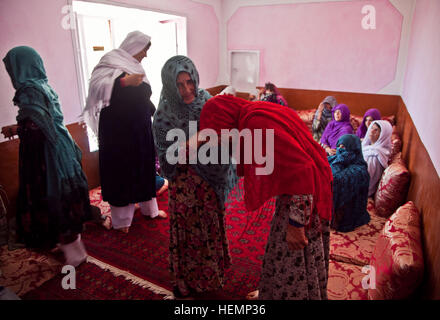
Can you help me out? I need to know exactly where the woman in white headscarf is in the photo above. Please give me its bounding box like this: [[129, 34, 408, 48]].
[[83, 31, 166, 234], [362, 120, 393, 196]]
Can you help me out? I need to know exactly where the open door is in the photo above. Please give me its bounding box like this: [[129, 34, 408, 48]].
[[70, 0, 187, 151]]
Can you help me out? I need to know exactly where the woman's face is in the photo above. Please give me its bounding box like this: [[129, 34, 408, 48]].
[[133, 42, 151, 62], [324, 103, 332, 111], [369, 123, 381, 144], [176, 72, 195, 104], [334, 109, 342, 121], [365, 116, 374, 129]]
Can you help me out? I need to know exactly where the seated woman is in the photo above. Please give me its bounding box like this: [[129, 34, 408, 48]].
[[362, 120, 393, 197], [312, 96, 337, 142], [320, 104, 353, 155], [258, 82, 288, 106], [328, 134, 370, 232], [356, 108, 381, 140]]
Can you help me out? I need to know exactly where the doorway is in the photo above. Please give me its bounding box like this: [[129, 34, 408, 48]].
[[71, 0, 187, 151]]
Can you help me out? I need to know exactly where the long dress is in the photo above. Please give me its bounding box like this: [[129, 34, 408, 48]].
[[16, 102, 92, 249], [328, 135, 371, 232], [259, 194, 330, 300], [98, 73, 156, 207], [168, 164, 231, 296]]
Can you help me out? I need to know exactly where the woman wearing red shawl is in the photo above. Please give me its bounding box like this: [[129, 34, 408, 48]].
[[199, 95, 333, 300]]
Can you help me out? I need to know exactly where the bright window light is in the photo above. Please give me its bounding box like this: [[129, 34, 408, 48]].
[[71, 0, 187, 152]]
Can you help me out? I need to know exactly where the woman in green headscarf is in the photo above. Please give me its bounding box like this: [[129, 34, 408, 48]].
[[2, 46, 92, 266], [153, 55, 237, 298]]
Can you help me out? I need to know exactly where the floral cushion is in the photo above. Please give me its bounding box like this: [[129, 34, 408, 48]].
[[89, 187, 111, 216], [296, 108, 316, 132], [0, 245, 61, 296], [389, 127, 402, 165], [374, 161, 410, 218], [330, 199, 387, 266], [327, 260, 368, 300], [368, 201, 424, 300], [383, 115, 396, 126]]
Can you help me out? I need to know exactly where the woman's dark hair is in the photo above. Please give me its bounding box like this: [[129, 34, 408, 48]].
[[264, 82, 276, 92]]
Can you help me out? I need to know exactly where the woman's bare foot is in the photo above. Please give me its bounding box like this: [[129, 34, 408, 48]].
[[114, 226, 129, 234], [102, 215, 112, 230], [246, 290, 259, 300], [157, 210, 167, 219]]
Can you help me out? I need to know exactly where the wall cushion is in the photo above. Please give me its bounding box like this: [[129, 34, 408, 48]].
[[296, 108, 316, 132], [368, 201, 424, 300], [374, 161, 410, 218], [0, 245, 61, 296], [327, 260, 368, 300], [330, 198, 387, 266], [383, 115, 396, 126], [389, 127, 402, 165], [89, 187, 110, 216]]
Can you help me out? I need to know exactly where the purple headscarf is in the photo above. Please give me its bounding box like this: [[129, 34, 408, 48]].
[[320, 104, 353, 149], [356, 108, 381, 139]]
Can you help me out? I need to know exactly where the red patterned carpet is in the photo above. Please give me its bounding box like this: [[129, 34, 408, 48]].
[[22, 181, 274, 300], [22, 262, 166, 300], [79, 182, 274, 299]]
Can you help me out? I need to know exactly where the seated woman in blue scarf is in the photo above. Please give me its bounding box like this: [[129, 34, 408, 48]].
[[328, 134, 370, 232], [2, 46, 93, 266]]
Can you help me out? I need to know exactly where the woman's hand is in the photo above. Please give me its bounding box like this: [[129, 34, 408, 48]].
[[325, 146, 336, 156], [1, 124, 19, 139], [286, 225, 308, 251], [316, 103, 324, 120], [122, 73, 144, 87]]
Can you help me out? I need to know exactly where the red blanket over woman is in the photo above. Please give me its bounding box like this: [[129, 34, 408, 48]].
[[199, 95, 333, 222]]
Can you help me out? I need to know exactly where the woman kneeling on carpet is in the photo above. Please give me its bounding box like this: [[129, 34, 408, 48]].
[[153, 56, 237, 298], [199, 95, 333, 300]]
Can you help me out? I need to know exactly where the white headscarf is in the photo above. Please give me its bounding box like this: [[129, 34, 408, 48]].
[[82, 31, 151, 135], [218, 85, 236, 96], [362, 120, 393, 168]]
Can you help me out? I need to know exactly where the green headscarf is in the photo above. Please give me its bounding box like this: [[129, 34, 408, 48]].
[[153, 55, 237, 207], [3, 46, 88, 199]]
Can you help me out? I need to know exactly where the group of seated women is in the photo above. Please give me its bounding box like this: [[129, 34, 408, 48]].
[[311, 96, 393, 232]]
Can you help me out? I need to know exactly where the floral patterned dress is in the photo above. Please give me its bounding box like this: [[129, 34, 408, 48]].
[[168, 164, 231, 296], [259, 194, 330, 300]]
